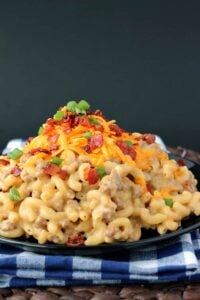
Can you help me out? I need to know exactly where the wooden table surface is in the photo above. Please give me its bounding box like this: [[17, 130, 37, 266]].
[[0, 146, 200, 300]]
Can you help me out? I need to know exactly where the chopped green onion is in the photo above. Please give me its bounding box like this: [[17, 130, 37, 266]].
[[38, 126, 43, 135], [83, 132, 92, 139], [78, 100, 90, 111], [66, 100, 90, 115], [164, 198, 173, 207], [125, 140, 133, 147], [66, 101, 78, 112], [75, 106, 84, 115], [7, 148, 23, 160], [89, 117, 100, 125], [51, 157, 63, 166], [54, 110, 64, 121], [96, 167, 106, 179], [9, 187, 21, 202]]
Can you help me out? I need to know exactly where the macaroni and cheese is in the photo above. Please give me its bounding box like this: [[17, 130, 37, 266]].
[[0, 100, 199, 246]]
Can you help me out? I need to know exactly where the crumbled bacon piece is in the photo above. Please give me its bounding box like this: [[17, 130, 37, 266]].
[[109, 124, 123, 136], [0, 159, 9, 166], [47, 118, 56, 126], [86, 168, 99, 185], [79, 116, 91, 127], [43, 163, 67, 180], [84, 145, 92, 153], [29, 148, 50, 155], [26, 137, 34, 144], [43, 163, 61, 176], [43, 119, 56, 135], [136, 133, 156, 144], [89, 134, 103, 150], [48, 134, 59, 143], [143, 134, 156, 144], [116, 141, 136, 160], [59, 170, 68, 180], [11, 165, 22, 177], [93, 109, 104, 116], [67, 234, 85, 246], [49, 144, 59, 151], [58, 114, 80, 129], [43, 125, 54, 135], [178, 159, 185, 166], [94, 124, 104, 132], [93, 109, 108, 120], [146, 182, 153, 193]]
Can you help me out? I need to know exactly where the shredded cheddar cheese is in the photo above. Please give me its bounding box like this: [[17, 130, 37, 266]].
[[17, 104, 172, 194]]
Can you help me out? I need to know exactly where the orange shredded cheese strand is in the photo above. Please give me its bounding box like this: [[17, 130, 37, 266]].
[[20, 107, 171, 193]]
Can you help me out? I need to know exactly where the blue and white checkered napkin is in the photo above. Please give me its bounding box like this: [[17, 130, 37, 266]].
[[0, 138, 200, 288]]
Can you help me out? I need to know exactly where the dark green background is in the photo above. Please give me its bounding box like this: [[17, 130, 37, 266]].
[[0, 1, 199, 150]]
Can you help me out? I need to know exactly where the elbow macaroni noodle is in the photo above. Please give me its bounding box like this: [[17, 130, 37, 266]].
[[0, 101, 200, 246]]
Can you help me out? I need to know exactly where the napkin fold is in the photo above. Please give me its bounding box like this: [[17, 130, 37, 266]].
[[0, 138, 199, 287]]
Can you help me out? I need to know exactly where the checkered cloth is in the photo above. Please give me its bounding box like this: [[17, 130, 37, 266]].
[[0, 138, 199, 288]]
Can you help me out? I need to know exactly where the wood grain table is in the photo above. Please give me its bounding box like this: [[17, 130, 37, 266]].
[[0, 147, 200, 300]]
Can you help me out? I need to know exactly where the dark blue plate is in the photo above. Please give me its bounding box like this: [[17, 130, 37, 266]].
[[0, 154, 199, 255]]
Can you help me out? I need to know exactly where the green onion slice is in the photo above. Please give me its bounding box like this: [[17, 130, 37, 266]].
[[7, 148, 23, 160], [96, 167, 106, 179], [89, 117, 100, 125], [125, 140, 133, 147], [164, 198, 173, 207], [54, 110, 64, 121], [66, 101, 77, 112], [83, 132, 92, 139], [78, 100, 90, 111], [51, 157, 63, 166], [66, 100, 90, 115], [9, 187, 21, 202], [38, 126, 43, 135]]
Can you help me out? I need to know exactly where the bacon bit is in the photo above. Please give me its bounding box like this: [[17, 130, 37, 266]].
[[135, 134, 156, 145], [64, 128, 72, 135], [86, 168, 99, 185], [116, 141, 136, 160], [128, 148, 136, 160], [93, 109, 108, 121], [79, 116, 91, 127], [43, 163, 67, 179], [43, 163, 61, 176], [60, 114, 80, 129], [47, 118, 56, 126], [93, 109, 104, 117], [89, 134, 103, 150], [11, 165, 22, 177], [109, 124, 123, 136], [67, 234, 85, 246], [178, 159, 185, 166], [26, 137, 34, 144], [59, 170, 68, 180], [146, 182, 153, 193], [0, 159, 9, 166], [48, 134, 59, 143], [143, 134, 156, 144], [43, 125, 54, 135], [73, 116, 80, 127], [84, 145, 92, 153], [43, 118, 57, 135], [49, 144, 59, 151], [94, 124, 104, 132], [29, 148, 50, 155]]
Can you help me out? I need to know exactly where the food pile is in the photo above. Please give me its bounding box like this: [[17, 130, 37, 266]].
[[0, 100, 199, 246]]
